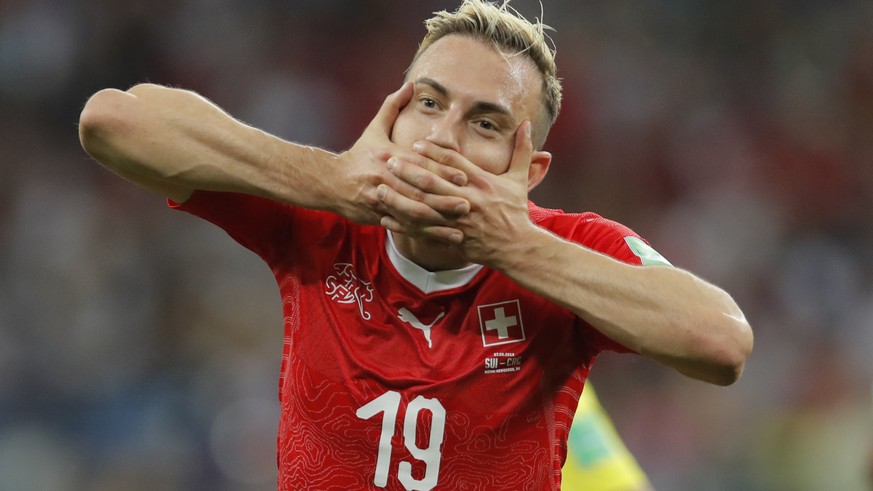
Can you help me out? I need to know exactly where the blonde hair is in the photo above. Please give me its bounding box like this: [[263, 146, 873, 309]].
[[410, 0, 562, 148]]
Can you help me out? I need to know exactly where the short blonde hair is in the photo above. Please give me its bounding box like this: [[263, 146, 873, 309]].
[[410, 0, 562, 148]]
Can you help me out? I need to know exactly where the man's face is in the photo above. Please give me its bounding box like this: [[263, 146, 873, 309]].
[[392, 35, 544, 175]]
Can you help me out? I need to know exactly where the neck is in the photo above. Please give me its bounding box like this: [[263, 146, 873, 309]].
[[389, 232, 470, 271]]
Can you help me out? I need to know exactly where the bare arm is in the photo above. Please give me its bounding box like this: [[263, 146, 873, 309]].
[[78, 83, 468, 224], [378, 123, 753, 385], [492, 228, 752, 385]]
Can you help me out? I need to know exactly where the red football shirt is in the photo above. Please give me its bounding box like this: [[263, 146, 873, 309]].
[[172, 191, 647, 491]]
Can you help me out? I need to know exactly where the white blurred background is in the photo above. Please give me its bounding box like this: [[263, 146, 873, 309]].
[[1, 0, 871, 489]]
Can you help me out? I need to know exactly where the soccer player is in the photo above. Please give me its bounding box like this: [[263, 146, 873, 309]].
[[77, 1, 753, 489], [562, 386, 655, 491]]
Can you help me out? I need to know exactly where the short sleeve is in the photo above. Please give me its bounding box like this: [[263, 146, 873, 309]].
[[169, 190, 296, 263]]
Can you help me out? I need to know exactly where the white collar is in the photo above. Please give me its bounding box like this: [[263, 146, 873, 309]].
[[385, 232, 483, 294]]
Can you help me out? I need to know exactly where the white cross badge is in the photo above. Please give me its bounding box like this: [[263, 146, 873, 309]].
[[478, 300, 525, 347]]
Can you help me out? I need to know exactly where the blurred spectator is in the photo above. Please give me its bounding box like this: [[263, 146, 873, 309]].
[[1, 0, 871, 489]]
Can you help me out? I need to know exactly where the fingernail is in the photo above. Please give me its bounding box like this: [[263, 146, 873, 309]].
[[413, 141, 425, 152], [377, 185, 387, 199], [450, 232, 463, 244], [452, 174, 467, 186], [525, 121, 531, 138], [387, 158, 397, 171], [455, 202, 468, 214]]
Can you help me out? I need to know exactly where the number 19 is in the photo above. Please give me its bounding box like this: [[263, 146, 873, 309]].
[[356, 391, 446, 491]]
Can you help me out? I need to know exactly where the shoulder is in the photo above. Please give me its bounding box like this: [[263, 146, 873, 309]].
[[171, 190, 358, 262], [528, 202, 646, 264], [529, 202, 636, 237], [174, 190, 347, 229]]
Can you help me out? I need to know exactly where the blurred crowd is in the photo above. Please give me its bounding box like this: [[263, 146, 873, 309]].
[[1, 0, 872, 490]]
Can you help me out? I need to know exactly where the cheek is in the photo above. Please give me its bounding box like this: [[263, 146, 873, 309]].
[[467, 145, 514, 175], [390, 110, 422, 146]]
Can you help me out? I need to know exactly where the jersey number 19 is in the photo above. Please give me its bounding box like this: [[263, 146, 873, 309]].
[[356, 391, 446, 490]]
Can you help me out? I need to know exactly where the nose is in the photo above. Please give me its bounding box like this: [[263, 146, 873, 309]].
[[425, 108, 462, 152]]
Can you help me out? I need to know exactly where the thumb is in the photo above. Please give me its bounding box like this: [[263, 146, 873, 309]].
[[507, 120, 533, 178], [368, 82, 414, 137]]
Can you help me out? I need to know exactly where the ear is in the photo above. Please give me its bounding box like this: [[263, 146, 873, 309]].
[[527, 150, 551, 191]]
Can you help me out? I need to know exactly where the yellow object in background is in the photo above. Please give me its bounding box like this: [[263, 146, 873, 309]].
[[562, 386, 653, 491]]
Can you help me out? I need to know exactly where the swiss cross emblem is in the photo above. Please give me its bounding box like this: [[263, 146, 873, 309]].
[[478, 300, 525, 347]]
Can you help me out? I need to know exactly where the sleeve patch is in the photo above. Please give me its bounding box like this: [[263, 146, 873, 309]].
[[623, 236, 672, 266]]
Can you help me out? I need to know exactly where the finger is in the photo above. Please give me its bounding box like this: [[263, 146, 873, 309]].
[[387, 156, 470, 206], [387, 174, 471, 216], [507, 121, 533, 178], [391, 149, 468, 187], [369, 82, 414, 137], [380, 215, 464, 245], [377, 183, 461, 224], [410, 140, 481, 180]]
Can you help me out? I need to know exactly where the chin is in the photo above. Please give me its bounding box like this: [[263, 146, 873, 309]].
[[411, 237, 468, 270]]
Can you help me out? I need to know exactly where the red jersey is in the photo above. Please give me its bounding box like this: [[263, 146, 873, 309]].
[[172, 191, 649, 491]]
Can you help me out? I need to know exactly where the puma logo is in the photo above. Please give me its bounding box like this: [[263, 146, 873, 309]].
[[397, 308, 445, 348]]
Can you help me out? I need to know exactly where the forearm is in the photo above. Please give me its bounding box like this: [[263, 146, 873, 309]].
[[492, 226, 753, 385], [78, 84, 339, 208]]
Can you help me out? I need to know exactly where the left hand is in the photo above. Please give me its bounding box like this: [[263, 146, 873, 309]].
[[379, 121, 538, 268]]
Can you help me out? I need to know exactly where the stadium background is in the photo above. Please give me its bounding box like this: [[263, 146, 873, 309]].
[[1, 0, 871, 489]]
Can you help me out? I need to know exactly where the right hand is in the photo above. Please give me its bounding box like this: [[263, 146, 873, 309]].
[[333, 83, 470, 227]]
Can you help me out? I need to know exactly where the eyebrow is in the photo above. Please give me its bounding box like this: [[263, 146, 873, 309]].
[[414, 77, 514, 121]]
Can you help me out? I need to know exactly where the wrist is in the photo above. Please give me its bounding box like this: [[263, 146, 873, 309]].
[[486, 221, 549, 274], [280, 145, 343, 212]]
